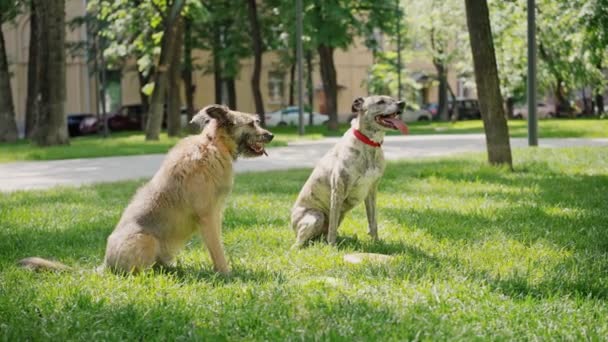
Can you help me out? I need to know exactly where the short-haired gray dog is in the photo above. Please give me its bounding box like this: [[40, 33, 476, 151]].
[[291, 95, 409, 247]]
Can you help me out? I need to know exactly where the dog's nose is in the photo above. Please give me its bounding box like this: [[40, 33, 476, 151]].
[[397, 101, 405, 110], [264, 133, 274, 142]]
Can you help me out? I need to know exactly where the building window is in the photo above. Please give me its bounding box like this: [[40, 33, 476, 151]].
[[268, 71, 285, 104]]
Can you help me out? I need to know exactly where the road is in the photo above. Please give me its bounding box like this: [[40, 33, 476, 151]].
[[1, 134, 607, 192]]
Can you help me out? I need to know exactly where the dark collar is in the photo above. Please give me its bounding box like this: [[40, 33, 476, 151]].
[[353, 129, 382, 148]]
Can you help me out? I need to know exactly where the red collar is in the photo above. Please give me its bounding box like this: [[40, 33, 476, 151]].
[[353, 129, 382, 148]]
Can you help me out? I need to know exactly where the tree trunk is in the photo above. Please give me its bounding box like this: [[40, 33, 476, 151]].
[[167, 19, 184, 137], [99, 40, 109, 137], [32, 0, 69, 146], [226, 77, 236, 109], [182, 16, 196, 131], [318, 44, 338, 130], [246, 0, 265, 125], [596, 91, 605, 115], [0, 30, 18, 142], [306, 50, 314, 126], [434, 62, 449, 121], [595, 62, 604, 115], [0, 27, 18, 142], [447, 82, 459, 122], [145, 0, 185, 140], [25, 1, 40, 138], [554, 78, 571, 117], [289, 61, 295, 106], [212, 27, 223, 105], [465, 0, 512, 167], [137, 68, 152, 130], [506, 97, 515, 119]]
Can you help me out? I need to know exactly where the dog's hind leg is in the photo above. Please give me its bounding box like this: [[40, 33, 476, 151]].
[[104, 232, 161, 274], [292, 208, 326, 248]]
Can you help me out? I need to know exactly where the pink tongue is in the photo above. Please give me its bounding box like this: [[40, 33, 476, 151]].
[[384, 118, 409, 134]]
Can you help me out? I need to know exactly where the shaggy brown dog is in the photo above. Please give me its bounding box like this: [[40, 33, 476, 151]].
[[19, 104, 273, 274]]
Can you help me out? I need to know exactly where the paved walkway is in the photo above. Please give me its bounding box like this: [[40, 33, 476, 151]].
[[1, 134, 607, 192]]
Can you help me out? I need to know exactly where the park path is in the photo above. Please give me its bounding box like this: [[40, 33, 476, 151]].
[[1, 134, 607, 192]]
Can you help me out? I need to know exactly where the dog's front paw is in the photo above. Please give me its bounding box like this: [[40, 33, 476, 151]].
[[214, 266, 231, 275], [368, 232, 380, 241]]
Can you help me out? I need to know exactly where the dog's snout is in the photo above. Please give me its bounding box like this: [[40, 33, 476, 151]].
[[397, 101, 405, 110], [263, 132, 274, 142]]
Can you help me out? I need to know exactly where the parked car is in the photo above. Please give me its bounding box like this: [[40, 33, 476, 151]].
[[402, 105, 432, 122], [449, 99, 482, 120], [264, 106, 328, 126], [424, 103, 439, 117], [80, 105, 189, 134], [514, 102, 555, 119], [80, 105, 144, 134], [67, 113, 95, 136]]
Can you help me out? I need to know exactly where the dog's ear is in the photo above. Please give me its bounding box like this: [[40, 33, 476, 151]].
[[190, 104, 230, 130], [190, 110, 211, 130], [203, 104, 230, 121], [351, 97, 365, 113]]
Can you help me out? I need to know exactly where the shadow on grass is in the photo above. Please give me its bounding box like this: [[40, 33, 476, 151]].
[[157, 262, 287, 285]]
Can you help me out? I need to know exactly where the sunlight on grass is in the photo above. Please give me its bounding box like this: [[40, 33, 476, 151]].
[[1, 147, 607, 339]]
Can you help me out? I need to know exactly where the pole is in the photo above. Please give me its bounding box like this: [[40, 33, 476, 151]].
[[527, 0, 537, 146], [296, 0, 305, 135], [396, 0, 402, 100]]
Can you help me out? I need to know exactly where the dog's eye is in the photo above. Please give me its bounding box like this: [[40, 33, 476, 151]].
[[377, 99, 385, 105]]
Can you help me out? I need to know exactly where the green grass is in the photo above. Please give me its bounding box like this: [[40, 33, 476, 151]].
[[273, 117, 608, 138], [1, 119, 606, 163], [1, 147, 607, 340], [0, 131, 290, 163]]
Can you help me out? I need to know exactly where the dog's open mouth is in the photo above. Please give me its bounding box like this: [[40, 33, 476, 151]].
[[247, 142, 268, 156], [374, 112, 409, 134]]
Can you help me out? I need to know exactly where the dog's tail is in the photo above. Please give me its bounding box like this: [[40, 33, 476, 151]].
[[18, 257, 71, 272]]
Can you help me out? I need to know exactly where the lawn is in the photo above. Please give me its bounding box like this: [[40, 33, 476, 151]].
[[1, 147, 607, 340], [0, 131, 291, 164], [1, 118, 607, 163]]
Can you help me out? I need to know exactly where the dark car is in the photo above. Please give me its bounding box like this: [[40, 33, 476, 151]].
[[449, 99, 481, 120], [80, 105, 190, 134], [424, 103, 439, 117], [79, 105, 145, 134], [109, 105, 144, 131], [67, 113, 95, 136]]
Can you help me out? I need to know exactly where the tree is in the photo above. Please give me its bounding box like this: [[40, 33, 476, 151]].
[[465, 0, 512, 167], [534, 0, 604, 116], [404, 0, 470, 121], [25, 0, 40, 138], [181, 14, 196, 127], [88, 0, 174, 132], [0, 0, 20, 142], [195, 0, 250, 110], [246, 0, 265, 125], [166, 18, 184, 137], [307, 0, 398, 130], [31, 0, 69, 146], [582, 0, 608, 114], [488, 0, 527, 118], [145, 0, 186, 140]]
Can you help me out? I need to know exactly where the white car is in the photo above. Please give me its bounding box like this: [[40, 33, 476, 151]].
[[514, 102, 555, 119], [401, 106, 433, 122], [264, 106, 328, 126]]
